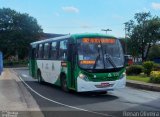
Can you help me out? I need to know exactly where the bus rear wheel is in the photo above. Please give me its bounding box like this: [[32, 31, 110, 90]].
[[37, 71, 43, 84], [61, 75, 69, 92]]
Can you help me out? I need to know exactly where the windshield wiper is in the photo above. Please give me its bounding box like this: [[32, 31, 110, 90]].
[[105, 54, 117, 68], [92, 46, 101, 70], [92, 54, 100, 69]]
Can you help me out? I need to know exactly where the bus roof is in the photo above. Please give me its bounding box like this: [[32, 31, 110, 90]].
[[71, 33, 116, 39], [31, 33, 116, 46]]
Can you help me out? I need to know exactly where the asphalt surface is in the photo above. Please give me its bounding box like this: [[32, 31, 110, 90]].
[[14, 69, 160, 117]]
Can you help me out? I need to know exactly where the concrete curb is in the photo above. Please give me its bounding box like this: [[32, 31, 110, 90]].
[[11, 67, 29, 70], [8, 69, 44, 117], [126, 80, 160, 92]]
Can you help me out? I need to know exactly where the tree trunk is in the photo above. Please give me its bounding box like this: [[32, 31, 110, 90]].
[[141, 47, 145, 62], [141, 38, 146, 62], [144, 43, 151, 61], [15, 50, 19, 61]]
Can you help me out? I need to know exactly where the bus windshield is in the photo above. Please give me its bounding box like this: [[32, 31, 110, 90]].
[[77, 38, 124, 70]]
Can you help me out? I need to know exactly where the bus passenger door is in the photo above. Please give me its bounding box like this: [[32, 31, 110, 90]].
[[68, 43, 76, 89], [29, 47, 36, 77]]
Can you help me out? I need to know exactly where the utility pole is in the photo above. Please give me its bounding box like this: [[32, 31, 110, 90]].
[[124, 22, 128, 55], [101, 29, 112, 34]]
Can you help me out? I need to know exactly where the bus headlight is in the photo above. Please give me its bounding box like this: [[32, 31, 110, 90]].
[[79, 73, 89, 81], [119, 72, 126, 79]]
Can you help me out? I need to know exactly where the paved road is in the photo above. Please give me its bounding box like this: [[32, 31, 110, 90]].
[[14, 69, 160, 117]]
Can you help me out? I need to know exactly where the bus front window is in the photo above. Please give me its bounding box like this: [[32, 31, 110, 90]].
[[77, 38, 124, 70]]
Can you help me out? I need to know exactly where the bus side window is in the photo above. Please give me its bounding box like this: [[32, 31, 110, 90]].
[[37, 44, 40, 58], [35, 45, 39, 58], [38, 44, 43, 59], [44, 43, 49, 59], [51, 42, 57, 60], [59, 40, 68, 60]]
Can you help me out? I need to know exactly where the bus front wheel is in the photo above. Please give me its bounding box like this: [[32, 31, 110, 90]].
[[60, 75, 69, 92]]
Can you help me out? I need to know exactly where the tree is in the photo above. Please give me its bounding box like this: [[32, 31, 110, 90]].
[[0, 8, 43, 59], [125, 12, 160, 61], [148, 45, 160, 60], [119, 38, 126, 53]]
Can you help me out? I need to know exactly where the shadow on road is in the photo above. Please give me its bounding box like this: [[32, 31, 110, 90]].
[[22, 79, 118, 107]]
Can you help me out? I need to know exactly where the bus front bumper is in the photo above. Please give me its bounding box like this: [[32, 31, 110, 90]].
[[77, 76, 126, 92]]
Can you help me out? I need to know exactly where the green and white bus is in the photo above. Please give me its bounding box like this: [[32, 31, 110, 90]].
[[29, 33, 126, 92]]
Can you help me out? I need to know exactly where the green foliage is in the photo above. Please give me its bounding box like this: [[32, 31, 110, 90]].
[[127, 75, 149, 83], [4, 60, 28, 67], [127, 38, 140, 57], [153, 63, 160, 71], [126, 65, 144, 75], [148, 45, 160, 60], [0, 8, 43, 59], [119, 38, 126, 53], [125, 12, 160, 61], [150, 71, 160, 84], [142, 61, 154, 76]]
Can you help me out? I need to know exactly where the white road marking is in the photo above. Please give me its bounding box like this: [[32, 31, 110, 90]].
[[18, 75, 113, 117], [22, 74, 28, 78]]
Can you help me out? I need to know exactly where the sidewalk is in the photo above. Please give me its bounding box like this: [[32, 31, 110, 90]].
[[126, 79, 160, 92], [0, 69, 44, 117]]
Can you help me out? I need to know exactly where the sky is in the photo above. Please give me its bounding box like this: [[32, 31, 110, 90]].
[[0, 0, 160, 37]]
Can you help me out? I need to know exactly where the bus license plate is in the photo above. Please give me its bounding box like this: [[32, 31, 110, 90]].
[[101, 83, 110, 87]]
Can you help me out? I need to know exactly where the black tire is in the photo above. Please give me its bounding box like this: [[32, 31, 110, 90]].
[[98, 91, 108, 95], [37, 70, 44, 84], [92, 91, 108, 95], [61, 75, 69, 92]]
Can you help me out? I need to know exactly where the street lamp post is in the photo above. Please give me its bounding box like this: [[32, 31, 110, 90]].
[[101, 29, 112, 34]]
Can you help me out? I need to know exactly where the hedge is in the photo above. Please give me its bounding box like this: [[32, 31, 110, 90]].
[[126, 65, 143, 75], [3, 60, 28, 67], [150, 71, 160, 84]]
